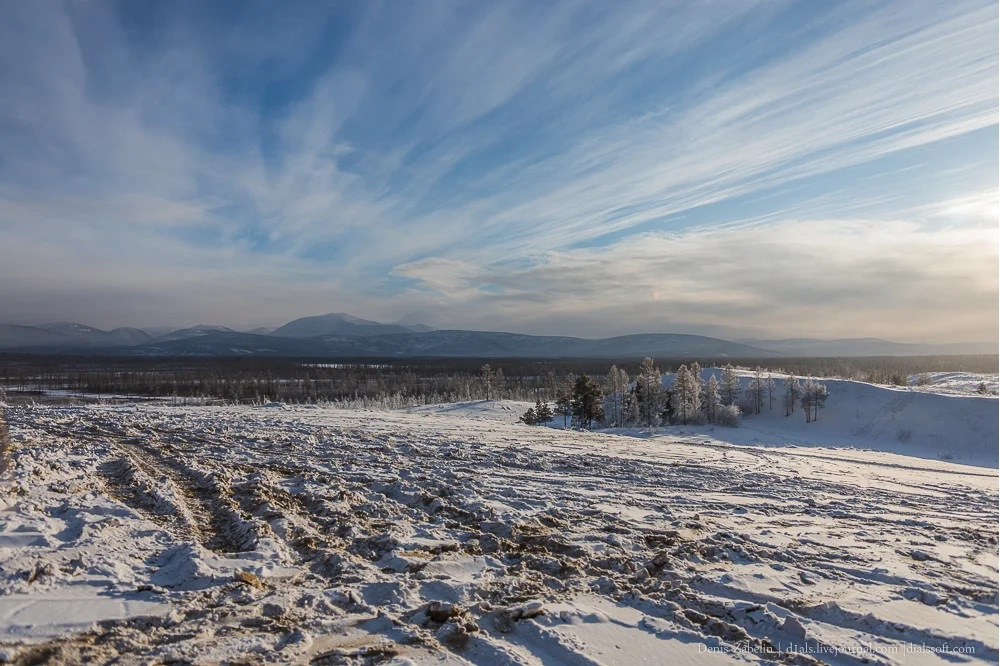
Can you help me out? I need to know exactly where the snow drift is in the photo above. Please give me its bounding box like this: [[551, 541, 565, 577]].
[[659, 370, 999, 468]]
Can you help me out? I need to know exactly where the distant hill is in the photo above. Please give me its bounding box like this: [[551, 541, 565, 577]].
[[271, 313, 418, 338], [157, 325, 237, 342], [741, 337, 997, 357], [0, 324, 73, 349], [135, 333, 335, 357], [0, 323, 151, 349], [0, 314, 992, 358], [81, 329, 779, 359], [104, 327, 154, 346]]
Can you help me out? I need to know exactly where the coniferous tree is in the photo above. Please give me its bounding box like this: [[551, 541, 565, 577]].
[[480, 364, 493, 401], [534, 399, 553, 424], [555, 392, 573, 427], [689, 362, 703, 402], [635, 357, 662, 428], [571, 374, 604, 429], [519, 406, 537, 425], [721, 364, 741, 406], [624, 388, 640, 426], [784, 375, 801, 417], [670, 365, 702, 425], [801, 379, 828, 423], [746, 366, 766, 415], [617, 367, 629, 425], [606, 365, 625, 427], [492, 367, 506, 399], [701, 374, 721, 424], [801, 378, 815, 423]]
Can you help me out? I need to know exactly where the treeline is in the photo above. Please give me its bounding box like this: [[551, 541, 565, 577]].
[[0, 353, 994, 406], [520, 361, 831, 429]]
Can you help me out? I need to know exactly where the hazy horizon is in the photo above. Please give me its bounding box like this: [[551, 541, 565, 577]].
[[2, 312, 997, 347], [1, 1, 997, 344]]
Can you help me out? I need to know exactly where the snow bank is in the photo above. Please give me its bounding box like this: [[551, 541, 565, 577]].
[[664, 370, 1000, 468]]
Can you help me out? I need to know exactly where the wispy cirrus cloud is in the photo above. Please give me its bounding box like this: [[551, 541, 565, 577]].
[[0, 0, 995, 340]]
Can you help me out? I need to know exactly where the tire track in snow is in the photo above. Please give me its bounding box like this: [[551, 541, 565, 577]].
[[107, 436, 260, 553]]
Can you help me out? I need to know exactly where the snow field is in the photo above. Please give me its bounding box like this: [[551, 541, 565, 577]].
[[0, 399, 994, 665]]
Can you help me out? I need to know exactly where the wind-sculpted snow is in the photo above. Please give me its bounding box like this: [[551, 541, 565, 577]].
[[0, 403, 996, 665]]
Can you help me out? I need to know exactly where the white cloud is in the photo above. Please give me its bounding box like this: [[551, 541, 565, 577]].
[[395, 216, 999, 342]]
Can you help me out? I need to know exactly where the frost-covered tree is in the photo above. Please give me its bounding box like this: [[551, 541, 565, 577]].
[[689, 361, 703, 398], [571, 374, 604, 429], [617, 367, 629, 422], [784, 375, 801, 417], [480, 364, 493, 400], [801, 379, 829, 423], [670, 364, 702, 425], [701, 374, 721, 424], [721, 364, 741, 406], [635, 357, 662, 428], [716, 404, 741, 427], [480, 364, 505, 400], [605, 365, 629, 427], [491, 367, 506, 399], [746, 367, 766, 415], [624, 388, 640, 426], [766, 373, 776, 411]]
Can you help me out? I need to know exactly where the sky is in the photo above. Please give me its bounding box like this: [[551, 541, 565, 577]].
[[0, 0, 997, 343]]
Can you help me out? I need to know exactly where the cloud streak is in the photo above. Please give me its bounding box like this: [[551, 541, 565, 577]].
[[0, 0, 996, 341]]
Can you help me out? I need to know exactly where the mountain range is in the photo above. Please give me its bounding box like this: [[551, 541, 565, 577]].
[[0, 313, 993, 358]]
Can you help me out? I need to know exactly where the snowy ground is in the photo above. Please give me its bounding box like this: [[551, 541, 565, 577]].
[[0, 398, 996, 665], [904, 372, 998, 397], [648, 370, 1000, 469]]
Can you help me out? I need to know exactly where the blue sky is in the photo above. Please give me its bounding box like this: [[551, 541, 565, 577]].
[[0, 0, 997, 342]]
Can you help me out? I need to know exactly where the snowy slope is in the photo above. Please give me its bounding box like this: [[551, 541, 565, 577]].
[[0, 402, 995, 664], [657, 370, 1000, 468]]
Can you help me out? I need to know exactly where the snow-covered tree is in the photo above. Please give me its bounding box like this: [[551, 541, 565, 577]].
[[746, 366, 766, 415], [689, 361, 703, 398], [670, 364, 702, 425], [635, 357, 662, 428], [801, 379, 829, 423], [491, 367, 506, 399], [721, 364, 740, 406], [716, 404, 741, 427], [701, 374, 721, 424], [624, 389, 640, 426], [766, 372, 776, 411], [481, 364, 493, 400], [618, 367, 629, 422], [605, 365, 629, 427], [784, 375, 802, 417]]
